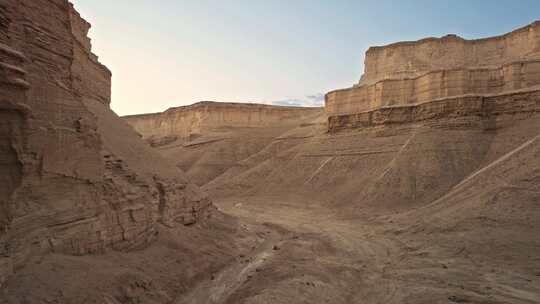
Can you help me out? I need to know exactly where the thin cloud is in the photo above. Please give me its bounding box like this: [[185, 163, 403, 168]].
[[270, 93, 325, 107]]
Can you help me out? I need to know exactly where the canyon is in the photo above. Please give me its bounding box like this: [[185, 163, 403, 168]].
[[0, 1, 539, 304]]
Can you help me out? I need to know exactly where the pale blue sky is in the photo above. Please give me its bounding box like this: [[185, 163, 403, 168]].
[[72, 0, 540, 115]]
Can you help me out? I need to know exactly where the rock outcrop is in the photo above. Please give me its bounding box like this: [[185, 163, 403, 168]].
[[124, 101, 322, 147], [123, 102, 324, 186], [0, 0, 211, 287], [326, 21, 540, 131]]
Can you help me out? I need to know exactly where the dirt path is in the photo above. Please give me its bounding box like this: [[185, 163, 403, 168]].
[[175, 196, 540, 304], [174, 196, 402, 304], [176, 224, 282, 304]]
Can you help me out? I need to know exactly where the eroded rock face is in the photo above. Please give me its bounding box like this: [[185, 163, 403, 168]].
[[361, 22, 540, 86], [0, 0, 211, 286], [326, 21, 540, 128], [124, 101, 322, 146]]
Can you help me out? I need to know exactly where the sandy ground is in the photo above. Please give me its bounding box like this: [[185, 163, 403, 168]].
[[172, 193, 540, 304], [3, 191, 538, 303]]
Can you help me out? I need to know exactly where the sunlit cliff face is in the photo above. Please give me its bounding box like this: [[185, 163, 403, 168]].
[[326, 21, 540, 119]]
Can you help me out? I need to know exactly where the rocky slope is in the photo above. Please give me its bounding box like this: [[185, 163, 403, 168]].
[[202, 22, 540, 212], [124, 102, 323, 185], [0, 0, 215, 296], [143, 23, 540, 303]]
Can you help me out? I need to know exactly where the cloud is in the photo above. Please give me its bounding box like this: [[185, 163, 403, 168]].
[[269, 93, 325, 107]]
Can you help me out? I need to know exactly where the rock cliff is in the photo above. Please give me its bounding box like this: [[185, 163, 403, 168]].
[[326, 21, 540, 130], [123, 102, 324, 185], [0, 0, 211, 287], [124, 102, 322, 146]]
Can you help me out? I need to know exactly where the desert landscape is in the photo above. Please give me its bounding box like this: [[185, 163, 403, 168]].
[[0, 1, 539, 303]]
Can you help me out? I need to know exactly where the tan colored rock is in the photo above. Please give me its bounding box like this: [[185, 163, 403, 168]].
[[361, 22, 540, 86], [326, 21, 540, 126], [0, 0, 211, 287], [124, 101, 322, 146], [123, 102, 323, 186]]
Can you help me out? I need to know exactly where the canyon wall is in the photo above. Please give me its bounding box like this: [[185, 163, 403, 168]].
[[124, 101, 322, 146], [326, 21, 540, 125], [360, 21, 540, 86], [0, 0, 210, 286]]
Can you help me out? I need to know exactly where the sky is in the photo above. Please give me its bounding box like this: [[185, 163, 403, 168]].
[[72, 0, 540, 116]]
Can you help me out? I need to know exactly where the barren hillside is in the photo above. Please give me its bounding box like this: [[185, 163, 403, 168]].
[[125, 21, 540, 303], [124, 102, 323, 186]]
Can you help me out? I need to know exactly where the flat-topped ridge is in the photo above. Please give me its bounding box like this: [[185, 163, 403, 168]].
[[124, 101, 322, 119], [326, 20, 540, 129], [168, 100, 322, 111], [123, 101, 323, 145], [367, 20, 540, 52], [359, 20, 540, 87]]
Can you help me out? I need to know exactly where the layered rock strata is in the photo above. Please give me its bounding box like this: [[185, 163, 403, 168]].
[[124, 101, 322, 146], [0, 0, 210, 286], [326, 21, 540, 129]]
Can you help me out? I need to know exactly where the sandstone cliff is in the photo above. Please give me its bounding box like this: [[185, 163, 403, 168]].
[[0, 0, 211, 287], [123, 102, 323, 185], [361, 22, 540, 86], [326, 21, 540, 129], [124, 102, 322, 146]]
